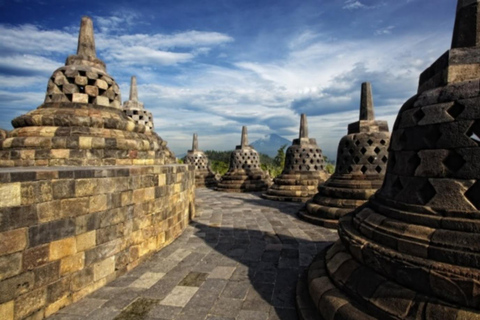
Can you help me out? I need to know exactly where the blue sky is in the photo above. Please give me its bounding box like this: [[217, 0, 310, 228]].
[[0, 0, 456, 159]]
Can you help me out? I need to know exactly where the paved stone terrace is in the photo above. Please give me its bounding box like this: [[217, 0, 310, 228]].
[[47, 188, 338, 320]]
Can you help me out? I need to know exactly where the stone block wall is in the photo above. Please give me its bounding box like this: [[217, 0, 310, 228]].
[[0, 164, 195, 320]]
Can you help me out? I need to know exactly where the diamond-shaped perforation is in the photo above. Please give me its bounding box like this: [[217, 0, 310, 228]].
[[374, 147, 381, 154], [367, 139, 373, 146], [424, 125, 442, 148], [361, 166, 368, 174], [368, 156, 375, 164], [349, 149, 355, 155], [360, 147, 367, 155], [446, 103, 465, 119], [381, 155, 388, 163], [355, 140, 360, 146], [347, 166, 353, 173], [417, 180, 436, 205], [408, 153, 421, 175], [443, 151, 466, 173], [353, 156, 360, 164], [466, 120, 480, 145], [465, 181, 480, 210], [412, 108, 425, 124], [375, 166, 382, 173], [380, 139, 387, 145]]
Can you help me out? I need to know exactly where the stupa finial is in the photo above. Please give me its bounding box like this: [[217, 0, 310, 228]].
[[299, 114, 308, 139], [76, 16, 96, 58], [359, 82, 375, 121], [452, 0, 480, 48], [129, 76, 138, 101], [192, 133, 198, 151], [241, 126, 248, 147]]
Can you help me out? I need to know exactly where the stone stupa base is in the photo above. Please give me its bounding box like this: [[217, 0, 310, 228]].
[[194, 171, 218, 188], [262, 172, 329, 202], [216, 170, 270, 192], [298, 175, 382, 229]]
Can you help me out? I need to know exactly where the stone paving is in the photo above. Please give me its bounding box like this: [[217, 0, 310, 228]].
[[47, 188, 338, 320]]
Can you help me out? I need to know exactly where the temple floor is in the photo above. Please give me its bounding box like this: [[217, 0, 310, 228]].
[[47, 188, 338, 320]]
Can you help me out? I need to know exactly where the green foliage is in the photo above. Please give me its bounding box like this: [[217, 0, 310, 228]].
[[204, 150, 231, 163], [177, 158, 184, 164], [325, 163, 335, 174], [210, 160, 229, 175], [261, 145, 287, 178]]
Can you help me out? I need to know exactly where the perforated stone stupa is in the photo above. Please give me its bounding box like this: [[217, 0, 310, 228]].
[[216, 126, 270, 192], [298, 83, 390, 228], [262, 114, 329, 202], [298, 1, 480, 319], [184, 133, 218, 188], [0, 16, 174, 167], [123, 76, 154, 131]]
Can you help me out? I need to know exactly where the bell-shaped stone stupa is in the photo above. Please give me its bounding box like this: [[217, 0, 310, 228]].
[[0, 16, 174, 167], [123, 76, 154, 131], [262, 114, 329, 202], [216, 126, 270, 192], [297, 2, 480, 319], [298, 83, 391, 228], [184, 133, 218, 188]]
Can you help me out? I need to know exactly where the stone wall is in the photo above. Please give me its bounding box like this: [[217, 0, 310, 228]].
[[0, 164, 195, 320]]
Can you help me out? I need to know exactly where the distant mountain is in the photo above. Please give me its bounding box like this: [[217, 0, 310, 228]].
[[251, 134, 291, 157]]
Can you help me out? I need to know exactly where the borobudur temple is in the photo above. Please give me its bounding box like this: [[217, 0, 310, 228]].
[[297, 1, 480, 319], [262, 114, 329, 202], [298, 82, 390, 228]]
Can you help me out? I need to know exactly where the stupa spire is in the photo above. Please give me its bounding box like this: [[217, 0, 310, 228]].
[[451, 0, 480, 48], [129, 76, 138, 101], [192, 133, 198, 151], [241, 126, 248, 147], [76, 16, 96, 58], [359, 82, 375, 120], [299, 114, 308, 139]]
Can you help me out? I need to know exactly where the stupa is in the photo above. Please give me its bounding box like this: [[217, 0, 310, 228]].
[[216, 126, 270, 192], [297, 1, 480, 319], [262, 114, 329, 202], [123, 76, 154, 131], [298, 83, 390, 228], [184, 133, 218, 188], [0, 17, 174, 167]]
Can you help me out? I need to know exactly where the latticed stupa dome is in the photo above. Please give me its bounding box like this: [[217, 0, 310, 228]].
[[262, 114, 329, 202], [216, 126, 270, 192], [299, 83, 391, 228], [184, 133, 217, 188], [299, 1, 480, 319], [123, 76, 154, 131], [0, 16, 174, 167]]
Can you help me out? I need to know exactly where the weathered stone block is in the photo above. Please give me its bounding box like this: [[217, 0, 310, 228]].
[[75, 179, 97, 197], [52, 180, 75, 200], [23, 245, 50, 271], [0, 253, 22, 281], [95, 79, 108, 90], [95, 96, 110, 107], [0, 300, 13, 320], [37, 200, 61, 223], [0, 183, 21, 207], [60, 252, 84, 275], [45, 296, 70, 318], [93, 256, 115, 281], [76, 231, 96, 252], [85, 85, 98, 97], [60, 197, 89, 218], [34, 261, 59, 288], [71, 267, 94, 291], [0, 272, 34, 304], [89, 194, 107, 213], [0, 228, 27, 256], [74, 76, 88, 86], [72, 93, 88, 103], [49, 237, 76, 261], [14, 288, 46, 320]]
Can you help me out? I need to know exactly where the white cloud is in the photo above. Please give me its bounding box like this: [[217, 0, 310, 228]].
[[375, 25, 395, 36], [343, 0, 366, 10]]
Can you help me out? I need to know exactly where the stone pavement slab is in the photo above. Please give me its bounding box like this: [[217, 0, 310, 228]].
[[47, 189, 338, 320]]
